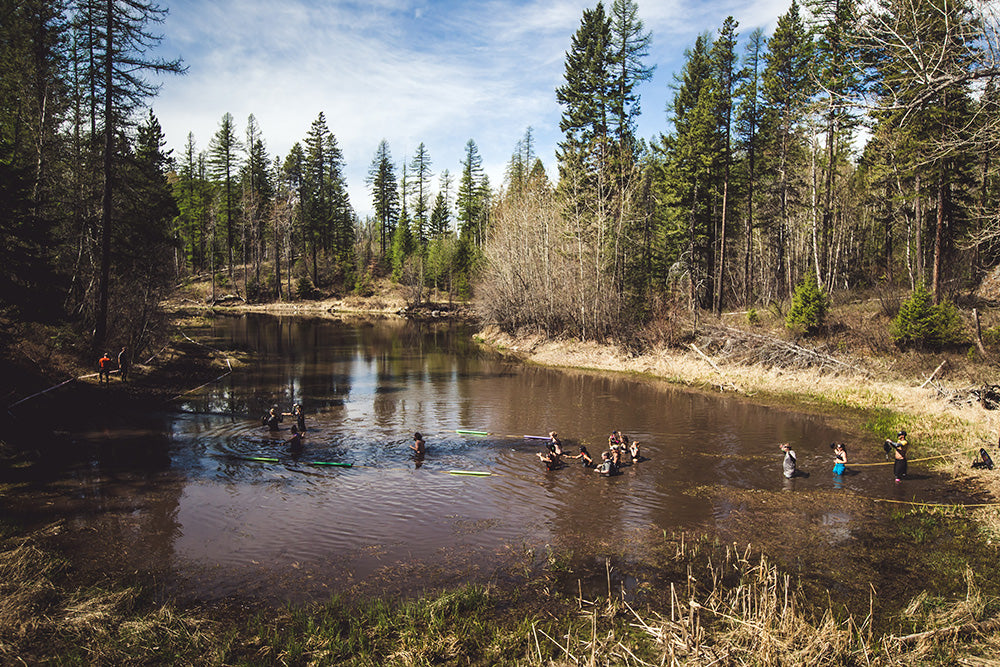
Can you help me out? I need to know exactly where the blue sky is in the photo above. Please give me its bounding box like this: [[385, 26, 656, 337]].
[[152, 0, 790, 218]]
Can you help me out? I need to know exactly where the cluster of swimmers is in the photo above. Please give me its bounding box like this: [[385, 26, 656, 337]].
[[780, 430, 910, 482], [260, 411, 643, 476], [537, 430, 642, 475], [262, 404, 307, 452]]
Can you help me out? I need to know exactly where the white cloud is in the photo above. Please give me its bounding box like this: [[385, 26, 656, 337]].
[[154, 0, 797, 217]]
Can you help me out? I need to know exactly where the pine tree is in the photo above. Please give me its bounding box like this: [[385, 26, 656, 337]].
[[608, 0, 654, 168], [88, 0, 184, 346], [785, 271, 829, 335], [735, 27, 767, 306], [0, 0, 70, 317], [207, 112, 242, 278], [365, 139, 398, 258], [556, 1, 613, 188], [661, 33, 719, 309], [710, 16, 739, 315], [409, 142, 433, 248], [761, 0, 814, 299], [806, 0, 862, 289], [241, 114, 272, 298], [457, 139, 485, 245], [429, 170, 452, 238]]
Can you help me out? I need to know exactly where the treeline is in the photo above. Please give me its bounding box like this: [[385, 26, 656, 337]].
[[6, 0, 1000, 354], [482, 0, 1000, 340], [172, 116, 495, 305]]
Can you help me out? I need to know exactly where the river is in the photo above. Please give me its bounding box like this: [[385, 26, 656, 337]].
[[5, 314, 967, 605]]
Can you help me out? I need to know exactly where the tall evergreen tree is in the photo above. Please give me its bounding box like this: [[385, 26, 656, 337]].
[[710, 16, 739, 315], [735, 27, 767, 306], [409, 142, 433, 248], [429, 169, 452, 238], [87, 0, 184, 346], [556, 2, 613, 189], [457, 139, 485, 245], [806, 0, 862, 290], [609, 0, 654, 167], [0, 0, 70, 317], [365, 139, 399, 258], [761, 0, 814, 298], [207, 112, 242, 278], [241, 114, 272, 297]]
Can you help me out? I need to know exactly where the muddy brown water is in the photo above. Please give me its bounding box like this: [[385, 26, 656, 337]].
[[3, 314, 983, 607]]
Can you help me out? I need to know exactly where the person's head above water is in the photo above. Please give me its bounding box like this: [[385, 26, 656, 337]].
[[414, 432, 422, 440]]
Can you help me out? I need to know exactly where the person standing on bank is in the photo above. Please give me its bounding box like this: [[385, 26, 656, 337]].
[[98, 352, 112, 384], [117, 346, 130, 383], [885, 430, 908, 482]]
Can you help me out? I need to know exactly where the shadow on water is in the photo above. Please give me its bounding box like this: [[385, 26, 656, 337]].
[[4, 314, 996, 613]]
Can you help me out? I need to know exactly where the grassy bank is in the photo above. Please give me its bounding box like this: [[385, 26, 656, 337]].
[[3, 520, 1000, 665]]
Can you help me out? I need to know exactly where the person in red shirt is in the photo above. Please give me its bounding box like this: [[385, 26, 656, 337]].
[[98, 352, 112, 384]]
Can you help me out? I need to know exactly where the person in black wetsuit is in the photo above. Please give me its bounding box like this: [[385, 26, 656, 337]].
[[262, 407, 283, 430], [283, 404, 305, 432], [285, 425, 304, 454]]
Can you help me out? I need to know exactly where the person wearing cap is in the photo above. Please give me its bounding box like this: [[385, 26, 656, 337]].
[[885, 430, 908, 482], [780, 443, 797, 479]]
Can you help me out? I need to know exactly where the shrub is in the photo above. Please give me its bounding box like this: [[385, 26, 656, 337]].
[[785, 273, 829, 335], [295, 276, 320, 300], [747, 308, 760, 326], [890, 283, 968, 349]]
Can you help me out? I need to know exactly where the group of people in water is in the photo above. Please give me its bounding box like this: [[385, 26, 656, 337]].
[[780, 430, 910, 482], [262, 404, 307, 453], [537, 430, 642, 475], [258, 410, 641, 476]]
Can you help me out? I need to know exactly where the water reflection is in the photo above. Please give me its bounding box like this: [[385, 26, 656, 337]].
[[7, 315, 953, 602]]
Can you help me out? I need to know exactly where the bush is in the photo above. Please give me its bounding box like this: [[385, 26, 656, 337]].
[[295, 276, 320, 300], [785, 273, 829, 335], [890, 283, 968, 349], [747, 308, 760, 326]]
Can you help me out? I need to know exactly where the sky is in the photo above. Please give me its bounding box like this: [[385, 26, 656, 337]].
[[151, 0, 791, 219]]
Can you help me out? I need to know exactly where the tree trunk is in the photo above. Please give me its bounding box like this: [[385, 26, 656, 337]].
[[94, 0, 113, 349]]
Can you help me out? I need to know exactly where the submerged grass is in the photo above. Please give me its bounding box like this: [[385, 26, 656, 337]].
[[4, 522, 1000, 665]]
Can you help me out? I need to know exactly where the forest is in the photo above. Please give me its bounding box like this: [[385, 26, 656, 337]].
[[4, 0, 1000, 355]]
